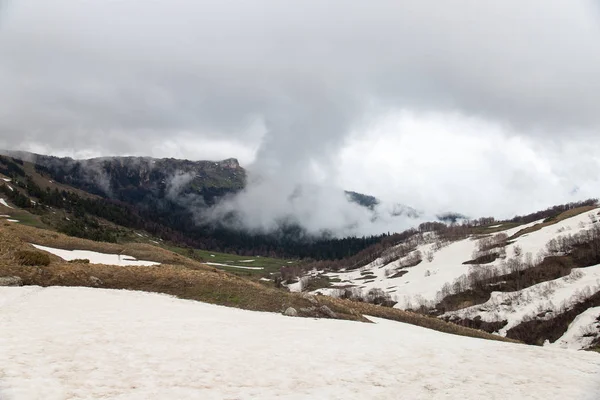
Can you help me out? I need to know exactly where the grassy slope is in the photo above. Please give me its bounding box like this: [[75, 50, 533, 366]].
[[0, 208, 47, 229], [0, 221, 518, 344]]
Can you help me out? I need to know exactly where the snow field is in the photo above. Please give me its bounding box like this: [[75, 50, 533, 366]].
[[31, 244, 160, 267], [312, 211, 599, 310], [316, 238, 481, 309], [0, 286, 599, 400]]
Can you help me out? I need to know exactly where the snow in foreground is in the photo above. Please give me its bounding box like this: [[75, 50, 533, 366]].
[[1, 287, 599, 400], [31, 244, 160, 267]]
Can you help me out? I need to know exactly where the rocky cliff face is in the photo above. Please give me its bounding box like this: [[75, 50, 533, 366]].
[[13, 152, 246, 207]]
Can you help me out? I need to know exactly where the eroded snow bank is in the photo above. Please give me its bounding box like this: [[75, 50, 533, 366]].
[[548, 306, 600, 350], [31, 244, 160, 267], [0, 286, 599, 400], [444, 265, 600, 336]]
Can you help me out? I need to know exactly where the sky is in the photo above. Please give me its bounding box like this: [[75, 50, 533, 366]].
[[1, 1, 599, 235]]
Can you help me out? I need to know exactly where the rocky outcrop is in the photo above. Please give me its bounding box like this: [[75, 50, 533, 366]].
[[283, 307, 298, 317], [0, 276, 23, 286]]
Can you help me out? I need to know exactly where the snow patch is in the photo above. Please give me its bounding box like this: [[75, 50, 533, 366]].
[[205, 262, 263, 270], [30, 244, 160, 267], [0, 198, 13, 209]]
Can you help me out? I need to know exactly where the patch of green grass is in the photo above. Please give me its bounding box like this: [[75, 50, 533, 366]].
[[6, 210, 48, 229], [165, 245, 298, 276]]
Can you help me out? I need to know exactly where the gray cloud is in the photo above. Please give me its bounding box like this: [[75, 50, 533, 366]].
[[0, 1, 599, 234]]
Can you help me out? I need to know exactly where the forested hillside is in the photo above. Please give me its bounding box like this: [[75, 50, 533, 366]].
[[0, 154, 389, 259]]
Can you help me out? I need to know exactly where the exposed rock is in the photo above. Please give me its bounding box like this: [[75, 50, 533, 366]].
[[0, 276, 23, 286], [299, 307, 317, 313], [302, 293, 318, 305], [89, 276, 103, 287], [319, 305, 337, 318], [283, 307, 298, 317]]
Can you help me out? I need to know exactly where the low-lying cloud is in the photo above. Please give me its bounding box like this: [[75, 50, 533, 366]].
[[1, 0, 599, 235]]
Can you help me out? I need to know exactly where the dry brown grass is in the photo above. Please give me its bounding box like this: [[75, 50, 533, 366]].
[[0, 224, 363, 320], [14, 249, 51, 266], [3, 222, 198, 267], [1, 260, 363, 317], [0, 222, 521, 343], [509, 206, 598, 240]]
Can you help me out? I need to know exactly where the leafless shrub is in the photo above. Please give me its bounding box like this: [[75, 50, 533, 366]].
[[513, 245, 522, 257], [426, 251, 434, 262]]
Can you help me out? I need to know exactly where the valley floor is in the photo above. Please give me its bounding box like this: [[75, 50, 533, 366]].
[[1, 287, 599, 399]]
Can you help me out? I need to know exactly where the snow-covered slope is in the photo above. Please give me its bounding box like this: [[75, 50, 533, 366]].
[[488, 209, 600, 268], [548, 306, 600, 350], [443, 265, 600, 336], [315, 237, 480, 308], [31, 244, 160, 267], [311, 209, 599, 310], [1, 286, 599, 400]]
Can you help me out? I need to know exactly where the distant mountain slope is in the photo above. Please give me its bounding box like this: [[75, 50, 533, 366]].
[[9, 151, 246, 206], [344, 190, 379, 209], [0, 153, 390, 259], [292, 203, 600, 350]]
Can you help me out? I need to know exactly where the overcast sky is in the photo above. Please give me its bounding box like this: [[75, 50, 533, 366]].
[[1, 1, 599, 234]]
